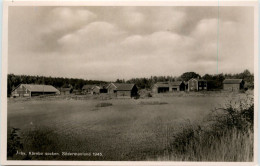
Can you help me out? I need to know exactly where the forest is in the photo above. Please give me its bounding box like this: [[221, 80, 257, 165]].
[[7, 69, 254, 96]]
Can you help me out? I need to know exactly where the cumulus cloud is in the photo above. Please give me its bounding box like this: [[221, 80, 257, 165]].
[[8, 6, 254, 80], [41, 7, 97, 34]]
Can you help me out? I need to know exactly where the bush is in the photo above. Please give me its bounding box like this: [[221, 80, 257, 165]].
[[166, 97, 254, 161], [7, 127, 23, 157]]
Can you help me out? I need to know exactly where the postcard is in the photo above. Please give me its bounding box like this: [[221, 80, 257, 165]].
[[1, 0, 258, 165]]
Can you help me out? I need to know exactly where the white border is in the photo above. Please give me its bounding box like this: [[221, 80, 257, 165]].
[[1, 1, 258, 165]]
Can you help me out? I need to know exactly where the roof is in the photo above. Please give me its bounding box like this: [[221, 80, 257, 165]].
[[153, 83, 170, 88], [116, 84, 135, 91], [107, 83, 123, 89], [223, 79, 243, 84], [92, 85, 101, 89], [82, 85, 95, 90], [20, 84, 59, 92], [170, 81, 184, 86], [189, 78, 206, 82], [154, 81, 184, 87]]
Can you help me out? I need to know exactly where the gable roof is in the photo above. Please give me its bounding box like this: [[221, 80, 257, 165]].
[[154, 81, 184, 87], [189, 78, 206, 82], [170, 81, 184, 86], [153, 82, 169, 88], [223, 79, 243, 84], [116, 84, 135, 91], [82, 85, 95, 90], [92, 85, 101, 89], [107, 83, 124, 89], [19, 84, 59, 92]]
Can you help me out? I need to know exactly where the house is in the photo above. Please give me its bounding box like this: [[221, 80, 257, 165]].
[[223, 79, 244, 91], [152, 81, 185, 93], [82, 85, 95, 94], [106, 83, 123, 94], [11, 84, 60, 97], [115, 84, 138, 98], [170, 81, 185, 91], [187, 78, 207, 91], [60, 88, 72, 95]]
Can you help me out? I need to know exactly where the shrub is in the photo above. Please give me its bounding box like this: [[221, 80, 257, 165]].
[[166, 97, 254, 161], [7, 127, 23, 157]]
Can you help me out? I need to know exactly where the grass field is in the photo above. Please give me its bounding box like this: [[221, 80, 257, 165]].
[[7, 92, 253, 161]]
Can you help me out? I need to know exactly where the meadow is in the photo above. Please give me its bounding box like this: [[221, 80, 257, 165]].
[[7, 91, 253, 161]]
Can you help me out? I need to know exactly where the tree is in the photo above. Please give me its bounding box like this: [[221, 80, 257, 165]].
[[180, 72, 201, 81]]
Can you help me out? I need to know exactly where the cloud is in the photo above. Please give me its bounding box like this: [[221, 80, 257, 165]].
[[8, 6, 254, 80], [57, 21, 126, 53], [41, 7, 97, 34]]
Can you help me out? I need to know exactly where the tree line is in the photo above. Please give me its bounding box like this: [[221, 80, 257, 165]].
[[118, 69, 254, 90], [8, 69, 254, 95]]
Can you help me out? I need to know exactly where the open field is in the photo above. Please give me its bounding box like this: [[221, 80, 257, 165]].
[[7, 91, 253, 160]]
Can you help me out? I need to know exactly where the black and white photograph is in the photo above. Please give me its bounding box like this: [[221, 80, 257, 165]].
[[1, 1, 258, 165]]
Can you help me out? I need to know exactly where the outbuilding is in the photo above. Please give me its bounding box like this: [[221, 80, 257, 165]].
[[60, 88, 72, 95], [187, 78, 207, 91], [115, 84, 138, 98], [152, 82, 170, 93], [223, 79, 244, 91], [82, 85, 95, 94], [106, 83, 123, 94], [152, 81, 185, 93], [11, 84, 60, 97], [170, 81, 185, 91]]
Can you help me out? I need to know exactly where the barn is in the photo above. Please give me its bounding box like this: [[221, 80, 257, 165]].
[[115, 84, 138, 98], [60, 88, 72, 95], [11, 84, 60, 97], [152, 81, 185, 93], [152, 82, 170, 93], [187, 78, 207, 91], [98, 84, 108, 93], [106, 83, 123, 94], [223, 79, 244, 91], [82, 85, 95, 94], [92, 86, 101, 94], [170, 81, 185, 91]]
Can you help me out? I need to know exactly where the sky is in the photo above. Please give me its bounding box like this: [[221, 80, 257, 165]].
[[8, 6, 254, 81]]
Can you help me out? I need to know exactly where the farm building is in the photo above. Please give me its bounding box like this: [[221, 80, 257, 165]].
[[184, 81, 189, 91], [152, 82, 170, 93], [115, 84, 138, 98], [223, 79, 244, 91], [99, 84, 108, 93], [82, 85, 95, 94], [60, 88, 72, 95], [92, 86, 101, 94], [11, 84, 60, 97], [106, 83, 123, 94], [72, 89, 82, 95], [152, 81, 185, 93], [170, 81, 185, 91], [187, 78, 207, 91]]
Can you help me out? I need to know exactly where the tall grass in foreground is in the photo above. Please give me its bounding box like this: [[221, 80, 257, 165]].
[[155, 97, 254, 161]]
